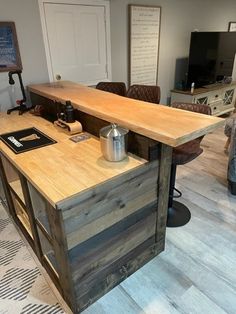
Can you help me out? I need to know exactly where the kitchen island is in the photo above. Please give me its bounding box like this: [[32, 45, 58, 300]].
[[0, 82, 223, 313]]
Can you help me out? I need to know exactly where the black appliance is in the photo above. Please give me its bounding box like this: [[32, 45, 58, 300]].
[[186, 32, 236, 88], [64, 100, 75, 123]]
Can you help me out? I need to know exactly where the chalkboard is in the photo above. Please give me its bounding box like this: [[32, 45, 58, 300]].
[[129, 5, 161, 86], [0, 22, 22, 72]]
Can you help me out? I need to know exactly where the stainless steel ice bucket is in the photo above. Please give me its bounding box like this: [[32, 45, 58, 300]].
[[100, 123, 129, 161]]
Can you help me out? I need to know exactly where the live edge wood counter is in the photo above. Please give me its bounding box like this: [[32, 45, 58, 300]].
[[28, 81, 223, 147], [1, 83, 223, 313]]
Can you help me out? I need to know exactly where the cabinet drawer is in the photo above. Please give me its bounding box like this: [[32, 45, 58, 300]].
[[208, 92, 223, 103], [209, 101, 222, 115]]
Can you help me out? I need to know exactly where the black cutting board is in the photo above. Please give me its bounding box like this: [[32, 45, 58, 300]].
[[0, 127, 57, 154]]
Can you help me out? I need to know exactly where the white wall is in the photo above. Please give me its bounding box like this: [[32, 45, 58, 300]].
[[110, 0, 236, 103], [1, 0, 236, 110], [0, 0, 49, 111]]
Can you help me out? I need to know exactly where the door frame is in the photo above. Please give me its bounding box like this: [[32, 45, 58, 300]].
[[38, 0, 112, 84]]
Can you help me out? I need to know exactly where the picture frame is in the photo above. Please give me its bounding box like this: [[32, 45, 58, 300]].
[[129, 5, 161, 86], [0, 21, 22, 72], [228, 21, 236, 32]]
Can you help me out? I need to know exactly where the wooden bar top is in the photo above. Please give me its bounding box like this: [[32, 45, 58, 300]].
[[28, 81, 224, 147], [0, 113, 145, 206]]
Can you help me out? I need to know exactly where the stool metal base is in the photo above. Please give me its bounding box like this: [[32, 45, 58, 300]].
[[228, 180, 236, 195], [167, 200, 191, 227]]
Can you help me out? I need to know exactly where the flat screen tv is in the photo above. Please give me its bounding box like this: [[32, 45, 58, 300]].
[[186, 32, 236, 88]]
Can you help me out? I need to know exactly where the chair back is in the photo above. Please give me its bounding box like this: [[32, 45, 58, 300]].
[[172, 102, 211, 115], [127, 84, 161, 104], [96, 82, 126, 96]]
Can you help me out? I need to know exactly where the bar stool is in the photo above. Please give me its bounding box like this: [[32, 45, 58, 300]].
[[167, 102, 211, 227]]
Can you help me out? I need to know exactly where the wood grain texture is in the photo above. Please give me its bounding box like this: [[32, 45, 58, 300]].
[[62, 160, 158, 249], [46, 203, 77, 312], [82, 285, 144, 314], [75, 238, 161, 313], [69, 202, 157, 281], [28, 81, 224, 147], [29, 92, 160, 161], [155, 143, 172, 245], [0, 113, 145, 206]]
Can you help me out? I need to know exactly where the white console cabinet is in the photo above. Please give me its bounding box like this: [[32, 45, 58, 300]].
[[171, 83, 236, 116]]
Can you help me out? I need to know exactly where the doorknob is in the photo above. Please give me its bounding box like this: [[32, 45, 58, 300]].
[[55, 74, 61, 81]]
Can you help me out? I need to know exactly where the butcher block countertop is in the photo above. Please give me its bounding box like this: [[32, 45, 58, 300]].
[[0, 113, 145, 206], [28, 81, 224, 147]]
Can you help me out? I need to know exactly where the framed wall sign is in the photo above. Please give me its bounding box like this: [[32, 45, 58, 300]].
[[129, 5, 161, 86], [228, 21, 236, 32], [0, 22, 22, 72]]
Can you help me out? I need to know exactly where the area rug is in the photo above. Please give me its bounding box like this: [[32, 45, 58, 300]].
[[0, 201, 66, 314]]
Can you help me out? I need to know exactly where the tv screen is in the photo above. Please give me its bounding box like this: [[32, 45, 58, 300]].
[[187, 32, 236, 88]]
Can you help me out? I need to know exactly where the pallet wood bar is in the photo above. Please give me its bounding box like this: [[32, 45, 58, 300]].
[[0, 82, 224, 313]]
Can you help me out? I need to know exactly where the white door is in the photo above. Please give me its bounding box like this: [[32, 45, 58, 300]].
[[39, 1, 111, 85]]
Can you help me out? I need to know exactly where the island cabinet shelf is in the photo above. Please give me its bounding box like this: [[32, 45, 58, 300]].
[[0, 82, 223, 313], [36, 219, 52, 244], [11, 195, 33, 240], [9, 180, 25, 204]]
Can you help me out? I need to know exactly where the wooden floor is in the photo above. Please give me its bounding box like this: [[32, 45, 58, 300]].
[[83, 126, 236, 314]]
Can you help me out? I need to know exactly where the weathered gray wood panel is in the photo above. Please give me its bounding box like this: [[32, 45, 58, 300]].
[[62, 161, 159, 250], [70, 202, 157, 283], [58, 158, 165, 313], [75, 237, 162, 313]]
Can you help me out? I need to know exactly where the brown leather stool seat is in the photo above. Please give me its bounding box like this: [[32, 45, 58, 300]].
[[167, 102, 211, 227], [173, 139, 203, 165], [96, 82, 126, 96]]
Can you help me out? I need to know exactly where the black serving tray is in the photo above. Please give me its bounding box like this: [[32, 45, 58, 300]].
[[0, 127, 57, 154]]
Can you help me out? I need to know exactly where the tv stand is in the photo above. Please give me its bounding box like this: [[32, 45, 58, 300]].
[[171, 82, 236, 116], [203, 82, 224, 88]]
